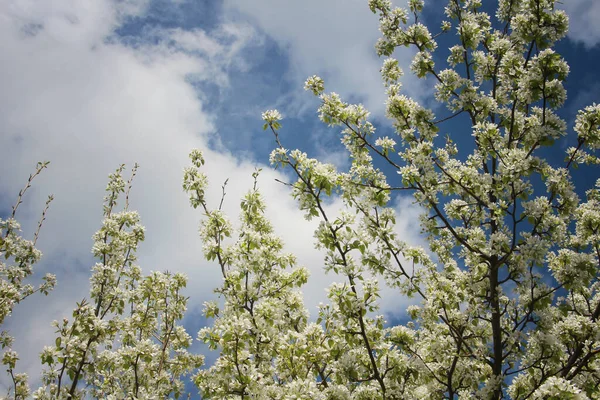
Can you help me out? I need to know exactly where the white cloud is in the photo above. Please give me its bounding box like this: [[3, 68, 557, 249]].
[[561, 0, 600, 48], [0, 0, 425, 391], [0, 0, 262, 387]]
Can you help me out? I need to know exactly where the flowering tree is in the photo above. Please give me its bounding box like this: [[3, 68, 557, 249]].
[[192, 0, 600, 398], [2, 0, 600, 399], [1, 162, 55, 399], [2, 165, 202, 399], [31, 165, 203, 399]]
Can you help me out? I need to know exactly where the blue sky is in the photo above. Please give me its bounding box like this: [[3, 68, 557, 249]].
[[1, 0, 599, 396]]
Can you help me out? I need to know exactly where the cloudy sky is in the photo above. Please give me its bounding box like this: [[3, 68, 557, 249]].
[[1, 0, 600, 396]]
